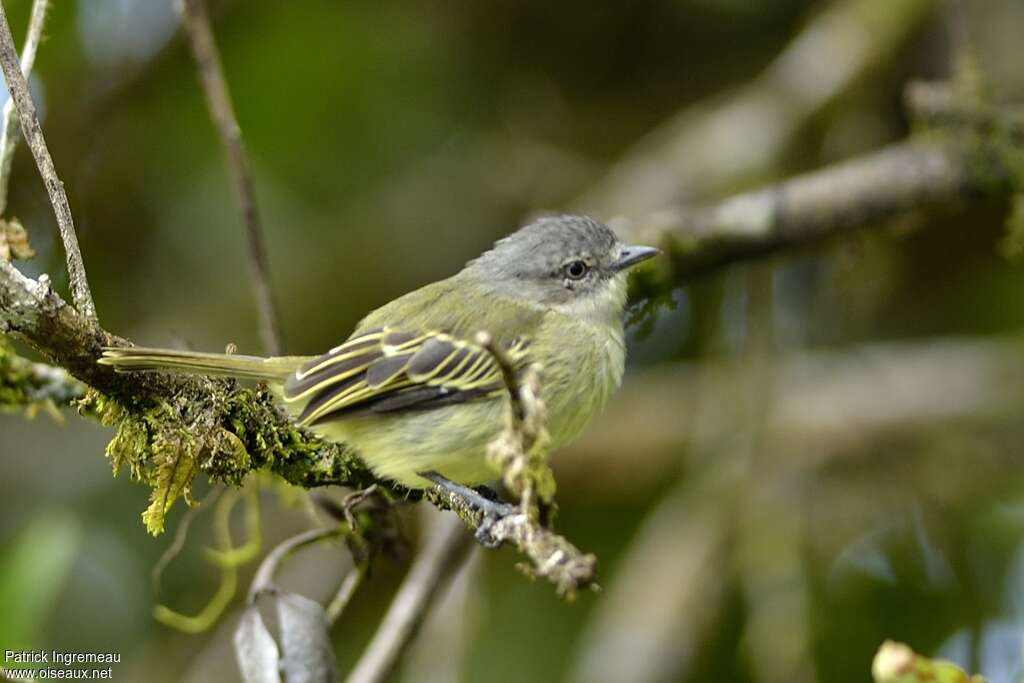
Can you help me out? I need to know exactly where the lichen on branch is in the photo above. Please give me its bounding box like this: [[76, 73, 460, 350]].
[[75, 381, 379, 535], [0, 335, 82, 415]]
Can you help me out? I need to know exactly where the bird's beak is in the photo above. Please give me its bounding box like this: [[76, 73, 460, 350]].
[[613, 245, 660, 272]]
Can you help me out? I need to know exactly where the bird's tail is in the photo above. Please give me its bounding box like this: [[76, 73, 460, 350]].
[[99, 346, 305, 383]]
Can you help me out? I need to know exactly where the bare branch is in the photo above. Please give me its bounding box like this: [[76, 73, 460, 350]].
[[0, 0, 47, 216], [627, 139, 1006, 281], [325, 567, 364, 626], [568, 490, 731, 683], [248, 527, 341, 600], [345, 515, 474, 683], [0, 0, 95, 321], [177, 0, 284, 355]]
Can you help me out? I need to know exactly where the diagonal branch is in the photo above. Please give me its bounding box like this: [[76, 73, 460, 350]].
[[620, 121, 1019, 283], [344, 515, 475, 683], [636, 142, 970, 279], [0, 0, 47, 217], [177, 0, 284, 355], [0, 0, 95, 321]]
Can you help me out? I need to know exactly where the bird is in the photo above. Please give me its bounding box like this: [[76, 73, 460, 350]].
[[99, 215, 658, 491]]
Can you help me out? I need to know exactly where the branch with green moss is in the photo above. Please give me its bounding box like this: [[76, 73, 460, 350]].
[[0, 258, 379, 536]]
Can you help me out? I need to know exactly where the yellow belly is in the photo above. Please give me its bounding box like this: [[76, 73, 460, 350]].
[[312, 399, 507, 488], [305, 317, 625, 490]]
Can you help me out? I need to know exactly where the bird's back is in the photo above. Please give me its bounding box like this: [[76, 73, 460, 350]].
[[355, 275, 546, 342]]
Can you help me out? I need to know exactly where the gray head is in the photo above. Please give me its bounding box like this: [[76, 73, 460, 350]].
[[463, 215, 658, 323]]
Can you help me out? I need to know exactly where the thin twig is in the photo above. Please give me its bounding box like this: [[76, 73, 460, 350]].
[[248, 526, 341, 600], [345, 514, 474, 683], [474, 331, 549, 506], [0, 0, 95, 321], [151, 485, 224, 595], [474, 330, 529, 426], [567, 486, 732, 683], [177, 0, 284, 355], [0, 0, 46, 216], [326, 566, 364, 626]]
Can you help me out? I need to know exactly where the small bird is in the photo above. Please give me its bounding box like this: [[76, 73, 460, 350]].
[[100, 215, 658, 490]]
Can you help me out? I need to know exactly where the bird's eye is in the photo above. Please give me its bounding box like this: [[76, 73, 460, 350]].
[[564, 260, 589, 280]]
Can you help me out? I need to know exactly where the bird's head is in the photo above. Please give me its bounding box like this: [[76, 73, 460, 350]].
[[464, 215, 659, 324]]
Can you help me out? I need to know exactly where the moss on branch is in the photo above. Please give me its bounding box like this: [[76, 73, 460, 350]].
[[75, 381, 381, 535], [0, 262, 386, 534]]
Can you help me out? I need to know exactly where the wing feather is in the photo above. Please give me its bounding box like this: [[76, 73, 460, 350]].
[[282, 327, 529, 427], [365, 353, 416, 388]]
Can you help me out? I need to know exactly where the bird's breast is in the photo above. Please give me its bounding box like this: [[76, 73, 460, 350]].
[[536, 314, 625, 448]]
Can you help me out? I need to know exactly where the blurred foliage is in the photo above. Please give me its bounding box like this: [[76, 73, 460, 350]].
[[0, 510, 80, 650], [873, 641, 986, 683], [3, 1, 1024, 682]]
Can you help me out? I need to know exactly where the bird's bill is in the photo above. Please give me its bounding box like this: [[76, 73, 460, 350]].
[[613, 245, 660, 271]]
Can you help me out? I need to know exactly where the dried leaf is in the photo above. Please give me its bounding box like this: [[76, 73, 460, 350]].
[[234, 606, 282, 683], [277, 592, 338, 683], [0, 217, 35, 261], [233, 593, 338, 683]]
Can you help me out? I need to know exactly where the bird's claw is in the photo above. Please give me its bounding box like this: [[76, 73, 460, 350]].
[[419, 470, 516, 548]]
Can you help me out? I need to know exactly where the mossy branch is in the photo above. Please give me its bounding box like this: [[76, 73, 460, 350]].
[[74, 381, 380, 535], [1, 258, 378, 535]]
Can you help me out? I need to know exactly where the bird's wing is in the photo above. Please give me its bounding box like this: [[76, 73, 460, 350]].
[[281, 326, 530, 426]]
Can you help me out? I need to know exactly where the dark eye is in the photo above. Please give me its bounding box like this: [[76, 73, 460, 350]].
[[564, 260, 588, 280]]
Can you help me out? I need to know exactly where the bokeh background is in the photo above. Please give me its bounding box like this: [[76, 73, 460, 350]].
[[3, 0, 1024, 681]]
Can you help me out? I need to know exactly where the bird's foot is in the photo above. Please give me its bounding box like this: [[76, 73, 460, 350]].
[[340, 484, 379, 530], [418, 471, 517, 549]]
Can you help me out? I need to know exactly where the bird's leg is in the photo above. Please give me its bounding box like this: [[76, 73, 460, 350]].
[[312, 485, 382, 532], [341, 484, 380, 530], [419, 471, 517, 548]]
